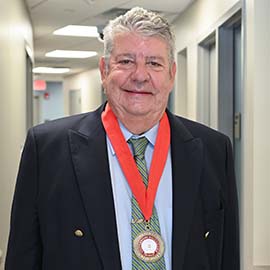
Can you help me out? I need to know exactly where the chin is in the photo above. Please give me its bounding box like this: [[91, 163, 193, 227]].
[[125, 106, 151, 117]]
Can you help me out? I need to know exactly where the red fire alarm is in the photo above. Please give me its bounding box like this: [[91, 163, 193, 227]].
[[44, 92, 50, 100]]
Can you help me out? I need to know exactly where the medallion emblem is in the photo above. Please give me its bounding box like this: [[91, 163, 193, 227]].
[[133, 231, 165, 262]]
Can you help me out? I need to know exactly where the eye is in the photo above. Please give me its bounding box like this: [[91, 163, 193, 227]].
[[146, 61, 164, 70], [148, 61, 162, 67], [118, 59, 134, 65]]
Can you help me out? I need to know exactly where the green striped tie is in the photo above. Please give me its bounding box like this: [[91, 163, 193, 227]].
[[129, 137, 166, 270]]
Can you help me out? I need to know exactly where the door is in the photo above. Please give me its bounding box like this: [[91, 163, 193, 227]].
[[69, 89, 81, 115]]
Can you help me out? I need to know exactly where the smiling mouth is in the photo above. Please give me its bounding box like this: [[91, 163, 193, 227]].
[[123, 89, 152, 95]]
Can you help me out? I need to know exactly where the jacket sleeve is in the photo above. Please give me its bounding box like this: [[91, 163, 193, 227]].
[[5, 128, 42, 270], [221, 137, 240, 270]]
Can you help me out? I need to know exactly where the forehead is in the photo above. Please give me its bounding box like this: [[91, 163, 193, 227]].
[[111, 32, 169, 59]]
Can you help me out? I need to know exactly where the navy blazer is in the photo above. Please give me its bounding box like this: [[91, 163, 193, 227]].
[[5, 105, 239, 270]]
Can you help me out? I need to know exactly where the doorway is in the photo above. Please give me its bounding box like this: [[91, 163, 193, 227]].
[[69, 89, 82, 115]]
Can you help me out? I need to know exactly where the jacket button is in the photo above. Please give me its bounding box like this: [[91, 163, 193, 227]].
[[74, 229, 84, 237], [204, 231, 210, 239]]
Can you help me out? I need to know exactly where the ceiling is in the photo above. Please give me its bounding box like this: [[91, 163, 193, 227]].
[[25, 0, 194, 78]]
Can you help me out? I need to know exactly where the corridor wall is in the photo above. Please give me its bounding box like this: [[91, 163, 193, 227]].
[[63, 68, 102, 115], [172, 0, 270, 269], [0, 1, 33, 269]]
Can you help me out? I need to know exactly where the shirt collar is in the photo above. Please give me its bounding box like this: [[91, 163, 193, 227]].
[[107, 120, 159, 156]]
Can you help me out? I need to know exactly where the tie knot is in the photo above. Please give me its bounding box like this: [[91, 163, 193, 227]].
[[128, 137, 148, 157]]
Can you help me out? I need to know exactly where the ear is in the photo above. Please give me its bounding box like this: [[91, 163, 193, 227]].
[[170, 61, 176, 81], [99, 56, 107, 82], [168, 62, 176, 93]]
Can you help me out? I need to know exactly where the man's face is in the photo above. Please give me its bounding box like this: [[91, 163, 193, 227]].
[[100, 32, 176, 121]]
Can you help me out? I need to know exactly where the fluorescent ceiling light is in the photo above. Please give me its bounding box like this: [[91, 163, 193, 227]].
[[33, 67, 70, 74], [53, 25, 99, 37], [46, 50, 97, 58]]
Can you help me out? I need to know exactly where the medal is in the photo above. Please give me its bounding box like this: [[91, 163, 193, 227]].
[[133, 230, 165, 262], [102, 104, 170, 263], [131, 219, 165, 262]]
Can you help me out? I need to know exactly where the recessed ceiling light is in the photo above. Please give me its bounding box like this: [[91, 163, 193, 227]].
[[33, 67, 70, 74], [83, 0, 95, 5], [53, 25, 99, 37], [45, 50, 97, 58]]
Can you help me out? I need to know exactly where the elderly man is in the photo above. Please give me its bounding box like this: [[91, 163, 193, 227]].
[[5, 7, 239, 270]]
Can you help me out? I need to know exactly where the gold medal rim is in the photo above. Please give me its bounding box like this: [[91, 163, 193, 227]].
[[133, 231, 165, 263]]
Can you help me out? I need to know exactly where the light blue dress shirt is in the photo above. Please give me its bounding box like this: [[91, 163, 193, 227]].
[[106, 121, 172, 270]]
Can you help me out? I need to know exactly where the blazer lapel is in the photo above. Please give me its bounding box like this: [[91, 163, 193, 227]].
[[68, 108, 121, 270], [167, 112, 204, 270]]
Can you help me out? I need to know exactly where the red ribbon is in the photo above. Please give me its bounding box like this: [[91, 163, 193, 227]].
[[101, 104, 170, 220]]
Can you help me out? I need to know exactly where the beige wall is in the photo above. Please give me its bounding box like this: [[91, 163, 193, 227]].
[[244, 0, 270, 268], [63, 68, 102, 115], [173, 0, 270, 269], [0, 0, 33, 268], [173, 0, 240, 119]]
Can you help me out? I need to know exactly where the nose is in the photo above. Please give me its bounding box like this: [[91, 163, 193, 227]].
[[130, 62, 150, 83]]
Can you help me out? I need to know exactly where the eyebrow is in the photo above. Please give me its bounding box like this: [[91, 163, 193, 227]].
[[115, 54, 166, 63], [115, 53, 135, 59], [146, 56, 166, 64]]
